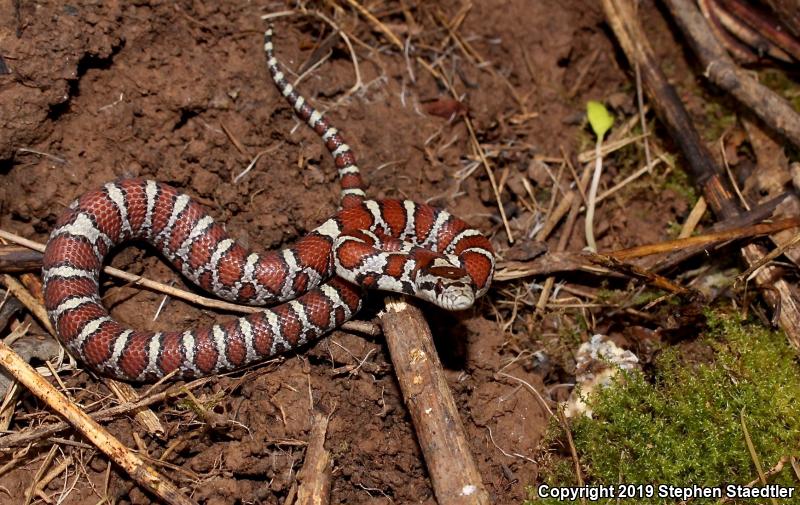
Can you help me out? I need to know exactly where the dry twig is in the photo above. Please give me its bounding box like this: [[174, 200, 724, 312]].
[[105, 379, 165, 438], [0, 274, 55, 336], [294, 409, 333, 505], [608, 217, 800, 261], [0, 245, 42, 273]]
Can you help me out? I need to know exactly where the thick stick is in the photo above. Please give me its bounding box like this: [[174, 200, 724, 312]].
[[0, 336, 197, 505], [665, 0, 800, 150], [380, 297, 490, 505]]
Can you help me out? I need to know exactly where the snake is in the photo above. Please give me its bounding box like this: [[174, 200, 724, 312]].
[[41, 27, 495, 381]]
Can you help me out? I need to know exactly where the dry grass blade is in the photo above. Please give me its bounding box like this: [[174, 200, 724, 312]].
[[536, 156, 593, 312], [432, 8, 527, 110], [679, 196, 707, 238], [409, 38, 514, 243], [464, 115, 514, 243], [595, 155, 664, 204], [575, 133, 649, 165], [32, 455, 73, 503], [342, 0, 404, 50], [221, 123, 250, 158], [495, 370, 586, 503], [496, 371, 555, 420], [233, 145, 282, 183], [588, 253, 691, 295], [558, 409, 586, 505], [16, 148, 67, 164], [711, 456, 791, 505], [740, 408, 778, 505], [0, 379, 19, 432], [23, 444, 58, 505]]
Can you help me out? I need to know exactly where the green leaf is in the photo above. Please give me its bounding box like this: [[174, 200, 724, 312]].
[[587, 100, 614, 140]]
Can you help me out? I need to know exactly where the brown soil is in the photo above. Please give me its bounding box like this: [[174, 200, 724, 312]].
[[0, 1, 719, 504]]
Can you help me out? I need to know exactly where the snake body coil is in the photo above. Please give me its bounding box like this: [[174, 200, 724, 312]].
[[42, 28, 494, 381]]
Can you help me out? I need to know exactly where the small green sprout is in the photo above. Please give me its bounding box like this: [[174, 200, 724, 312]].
[[585, 100, 614, 252], [587, 100, 614, 140]]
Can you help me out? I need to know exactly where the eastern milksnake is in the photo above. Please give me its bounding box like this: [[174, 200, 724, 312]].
[[42, 27, 495, 381]]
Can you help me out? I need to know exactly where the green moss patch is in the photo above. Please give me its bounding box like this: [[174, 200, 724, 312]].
[[534, 314, 800, 504]]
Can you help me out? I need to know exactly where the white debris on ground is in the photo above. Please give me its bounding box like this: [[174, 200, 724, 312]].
[[564, 334, 640, 418]]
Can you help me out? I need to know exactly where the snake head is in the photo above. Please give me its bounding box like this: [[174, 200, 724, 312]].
[[416, 260, 476, 311]]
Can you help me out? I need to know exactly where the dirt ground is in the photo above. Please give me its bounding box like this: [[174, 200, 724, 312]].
[[0, 0, 739, 503]]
